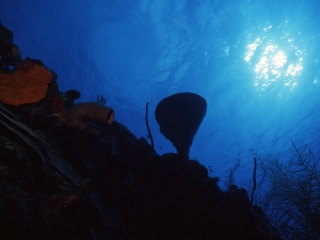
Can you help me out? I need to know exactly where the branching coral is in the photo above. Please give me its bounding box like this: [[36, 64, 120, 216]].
[[53, 102, 114, 135], [96, 94, 107, 105]]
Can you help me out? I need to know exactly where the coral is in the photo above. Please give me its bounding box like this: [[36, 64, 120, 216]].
[[0, 21, 21, 70], [49, 89, 81, 113], [50, 96, 65, 113], [53, 102, 114, 135], [96, 94, 107, 105], [145, 102, 154, 148], [0, 60, 52, 106], [45, 179, 91, 217], [253, 142, 320, 239], [65, 90, 81, 108]]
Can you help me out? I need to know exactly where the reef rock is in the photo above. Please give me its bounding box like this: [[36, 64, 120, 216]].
[[0, 23, 282, 240]]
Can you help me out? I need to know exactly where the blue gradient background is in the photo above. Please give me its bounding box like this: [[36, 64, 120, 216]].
[[1, 0, 320, 188]]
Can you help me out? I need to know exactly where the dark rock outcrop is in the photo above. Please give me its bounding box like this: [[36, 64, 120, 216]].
[[0, 23, 280, 240]]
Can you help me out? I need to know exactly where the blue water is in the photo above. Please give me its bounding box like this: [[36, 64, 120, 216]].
[[1, 0, 320, 188]]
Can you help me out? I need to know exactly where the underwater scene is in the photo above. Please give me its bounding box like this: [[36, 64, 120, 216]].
[[0, 0, 320, 239]]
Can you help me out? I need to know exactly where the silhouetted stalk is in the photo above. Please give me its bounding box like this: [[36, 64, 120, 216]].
[[251, 157, 257, 204], [145, 102, 154, 149]]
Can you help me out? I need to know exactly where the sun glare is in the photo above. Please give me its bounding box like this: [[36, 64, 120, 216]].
[[244, 26, 304, 95]]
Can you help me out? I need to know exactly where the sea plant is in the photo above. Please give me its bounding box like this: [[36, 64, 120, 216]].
[[256, 142, 320, 240]]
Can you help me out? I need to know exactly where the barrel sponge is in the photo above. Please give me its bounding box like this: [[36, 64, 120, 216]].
[[155, 92, 207, 160], [0, 60, 52, 106], [53, 102, 115, 135]]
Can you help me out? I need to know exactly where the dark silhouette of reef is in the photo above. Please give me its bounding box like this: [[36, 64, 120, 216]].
[[0, 23, 281, 240], [0, 21, 21, 70]]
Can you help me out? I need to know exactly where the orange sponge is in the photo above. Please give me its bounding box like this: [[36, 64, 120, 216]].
[[0, 60, 52, 106]]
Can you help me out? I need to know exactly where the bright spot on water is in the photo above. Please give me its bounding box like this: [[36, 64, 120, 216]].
[[244, 25, 304, 94]]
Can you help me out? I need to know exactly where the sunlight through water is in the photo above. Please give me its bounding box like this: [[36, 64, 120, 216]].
[[244, 25, 304, 96]]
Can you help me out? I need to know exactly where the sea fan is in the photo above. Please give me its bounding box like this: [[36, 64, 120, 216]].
[[262, 142, 320, 240]]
